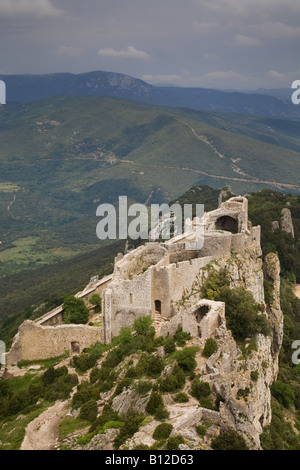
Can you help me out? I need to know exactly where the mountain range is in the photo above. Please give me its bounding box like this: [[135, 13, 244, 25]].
[[0, 70, 299, 120]]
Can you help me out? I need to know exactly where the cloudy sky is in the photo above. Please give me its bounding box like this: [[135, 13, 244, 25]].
[[0, 0, 299, 90]]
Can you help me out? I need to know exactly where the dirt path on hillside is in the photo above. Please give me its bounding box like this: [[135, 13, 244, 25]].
[[21, 400, 68, 451], [19, 355, 100, 451], [293, 284, 300, 299], [7, 195, 16, 214]]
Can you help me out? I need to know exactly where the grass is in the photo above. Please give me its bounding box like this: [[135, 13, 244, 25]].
[[0, 182, 21, 193], [17, 353, 69, 370], [0, 236, 84, 277], [5, 372, 41, 394], [59, 415, 90, 439]]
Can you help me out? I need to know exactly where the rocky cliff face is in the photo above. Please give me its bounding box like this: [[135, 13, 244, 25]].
[[171, 250, 283, 450]]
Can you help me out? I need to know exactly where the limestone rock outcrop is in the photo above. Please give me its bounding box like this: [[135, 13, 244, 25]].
[[280, 208, 295, 238]]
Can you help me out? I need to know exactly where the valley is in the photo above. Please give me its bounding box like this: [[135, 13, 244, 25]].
[[0, 96, 300, 281]]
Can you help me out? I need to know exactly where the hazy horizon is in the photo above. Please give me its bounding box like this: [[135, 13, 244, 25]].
[[0, 1, 299, 91]]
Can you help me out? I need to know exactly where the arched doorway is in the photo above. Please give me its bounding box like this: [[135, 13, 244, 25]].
[[155, 300, 162, 314], [195, 305, 209, 323], [215, 216, 238, 233], [71, 341, 80, 354]]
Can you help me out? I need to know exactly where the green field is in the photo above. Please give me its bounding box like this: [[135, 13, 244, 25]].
[[0, 236, 85, 276]]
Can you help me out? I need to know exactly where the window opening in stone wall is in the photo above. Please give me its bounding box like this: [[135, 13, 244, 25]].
[[195, 305, 209, 323], [215, 216, 238, 234], [155, 300, 162, 314], [71, 341, 80, 354]]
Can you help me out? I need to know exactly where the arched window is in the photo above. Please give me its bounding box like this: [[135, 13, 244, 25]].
[[215, 216, 238, 233], [195, 305, 209, 323]]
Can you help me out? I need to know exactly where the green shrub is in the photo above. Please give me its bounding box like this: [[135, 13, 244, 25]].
[[113, 377, 133, 397], [160, 374, 180, 393], [89, 294, 102, 313], [90, 404, 121, 433], [125, 367, 138, 379], [146, 391, 164, 415], [72, 352, 97, 372], [153, 423, 173, 440], [174, 327, 191, 347], [134, 444, 150, 450], [211, 429, 249, 450], [42, 366, 68, 386], [160, 364, 186, 393], [134, 380, 153, 396], [201, 268, 230, 301], [260, 398, 300, 450], [40, 366, 77, 402], [72, 381, 93, 409], [251, 370, 259, 382], [174, 347, 198, 373], [196, 425, 207, 437], [113, 412, 144, 449], [102, 421, 124, 431], [134, 316, 154, 336], [154, 406, 170, 420], [201, 269, 271, 341], [145, 355, 165, 378], [165, 435, 184, 450], [264, 279, 274, 305], [271, 381, 295, 408], [202, 338, 218, 358], [79, 400, 98, 423], [76, 432, 96, 445], [63, 295, 89, 325], [174, 392, 189, 403], [154, 336, 165, 348], [220, 287, 271, 340], [191, 377, 211, 401], [164, 336, 176, 355], [237, 387, 250, 401]]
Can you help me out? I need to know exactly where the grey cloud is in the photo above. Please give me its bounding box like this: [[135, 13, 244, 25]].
[[0, 0, 299, 89], [0, 0, 63, 17]]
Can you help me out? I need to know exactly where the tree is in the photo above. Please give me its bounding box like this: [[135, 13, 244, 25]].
[[63, 295, 89, 324], [271, 381, 295, 408], [80, 399, 98, 422], [202, 338, 218, 358], [89, 294, 102, 313], [133, 316, 154, 336], [211, 429, 249, 450]]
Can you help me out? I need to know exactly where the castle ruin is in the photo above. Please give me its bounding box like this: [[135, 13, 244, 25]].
[[102, 196, 261, 343], [6, 196, 262, 365]]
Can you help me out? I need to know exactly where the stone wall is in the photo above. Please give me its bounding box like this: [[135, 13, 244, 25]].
[[102, 269, 153, 343], [36, 274, 112, 327], [160, 300, 225, 339], [6, 321, 103, 366]]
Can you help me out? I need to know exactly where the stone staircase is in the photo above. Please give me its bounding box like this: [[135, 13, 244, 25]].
[[153, 312, 165, 336]]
